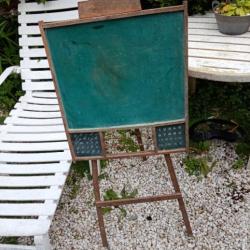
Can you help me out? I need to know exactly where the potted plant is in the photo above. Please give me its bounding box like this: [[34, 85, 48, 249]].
[[212, 0, 250, 35]]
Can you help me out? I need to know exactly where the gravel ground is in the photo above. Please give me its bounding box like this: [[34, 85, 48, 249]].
[[48, 139, 250, 250]]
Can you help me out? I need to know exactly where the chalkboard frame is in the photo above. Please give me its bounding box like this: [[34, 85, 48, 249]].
[[39, 4, 189, 161]]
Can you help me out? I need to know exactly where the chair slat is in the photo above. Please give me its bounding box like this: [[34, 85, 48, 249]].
[[32, 92, 57, 98], [10, 110, 61, 118], [0, 175, 66, 187], [1, 132, 66, 142], [19, 37, 43, 46], [0, 203, 57, 216], [21, 59, 49, 69], [20, 96, 58, 104], [0, 244, 36, 250], [0, 151, 71, 163], [18, 10, 78, 23], [0, 188, 61, 201], [19, 25, 41, 35], [20, 48, 46, 58], [4, 125, 65, 133], [0, 142, 68, 151], [22, 82, 55, 91], [15, 103, 60, 111], [5, 117, 63, 126], [0, 162, 69, 174], [0, 219, 50, 236], [18, 0, 79, 12]]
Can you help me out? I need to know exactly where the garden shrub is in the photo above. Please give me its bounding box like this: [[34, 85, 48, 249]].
[[141, 0, 211, 15], [184, 155, 216, 178], [0, 11, 22, 118]]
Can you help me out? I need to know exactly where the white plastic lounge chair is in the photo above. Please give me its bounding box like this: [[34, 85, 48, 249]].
[[0, 0, 84, 249]]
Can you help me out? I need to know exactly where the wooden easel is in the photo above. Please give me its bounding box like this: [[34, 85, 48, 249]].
[[78, 0, 192, 248]]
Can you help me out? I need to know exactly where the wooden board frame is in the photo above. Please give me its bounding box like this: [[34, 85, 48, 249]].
[[39, 2, 189, 162], [39, 2, 192, 248]]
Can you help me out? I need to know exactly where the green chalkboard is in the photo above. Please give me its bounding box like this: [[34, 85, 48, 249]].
[[44, 11, 186, 131]]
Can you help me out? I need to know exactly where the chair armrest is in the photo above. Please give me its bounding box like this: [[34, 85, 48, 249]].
[[0, 66, 21, 86]]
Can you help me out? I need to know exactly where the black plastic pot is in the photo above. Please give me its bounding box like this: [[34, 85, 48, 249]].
[[190, 119, 245, 142], [214, 12, 250, 35]]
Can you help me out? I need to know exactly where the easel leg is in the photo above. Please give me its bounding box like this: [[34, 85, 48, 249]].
[[92, 160, 109, 248], [164, 154, 193, 236], [134, 128, 147, 161]]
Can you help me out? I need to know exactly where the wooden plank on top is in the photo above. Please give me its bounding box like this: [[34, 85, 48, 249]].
[[78, 0, 141, 19]]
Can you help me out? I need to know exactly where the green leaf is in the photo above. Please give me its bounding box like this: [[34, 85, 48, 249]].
[[236, 7, 246, 16], [71, 161, 90, 178], [232, 158, 245, 169], [103, 189, 119, 201], [119, 207, 127, 218], [118, 130, 140, 152], [101, 207, 113, 215], [127, 189, 138, 199], [224, 10, 236, 16], [221, 4, 236, 13], [100, 160, 108, 169], [98, 173, 108, 180], [235, 143, 250, 157], [184, 156, 215, 178], [245, 2, 250, 7]]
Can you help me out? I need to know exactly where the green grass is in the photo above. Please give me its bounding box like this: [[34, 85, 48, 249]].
[[66, 161, 90, 199], [184, 155, 216, 178], [232, 158, 245, 170], [66, 160, 109, 199], [235, 142, 250, 158], [102, 186, 138, 216], [0, 237, 18, 244], [117, 130, 140, 152], [190, 140, 211, 154]]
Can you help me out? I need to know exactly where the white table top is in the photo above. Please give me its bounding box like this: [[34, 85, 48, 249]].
[[188, 13, 250, 82]]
